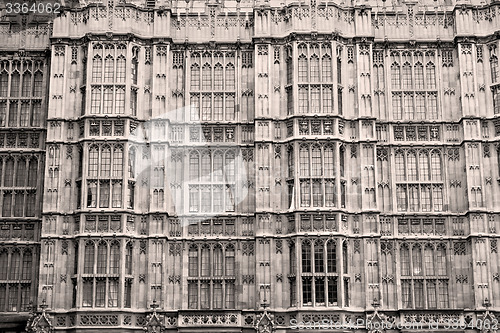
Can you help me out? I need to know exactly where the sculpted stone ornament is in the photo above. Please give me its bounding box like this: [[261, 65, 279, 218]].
[[255, 310, 275, 333], [366, 299, 387, 333], [26, 300, 54, 333], [143, 301, 165, 333]]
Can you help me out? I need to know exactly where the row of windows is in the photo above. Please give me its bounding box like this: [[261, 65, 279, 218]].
[[0, 283, 31, 312], [296, 43, 334, 83], [392, 92, 438, 120], [0, 157, 38, 188], [297, 144, 343, 178], [188, 280, 235, 310], [89, 86, 126, 115], [190, 63, 235, 91], [188, 184, 235, 213], [88, 144, 124, 179], [83, 240, 132, 275], [189, 93, 235, 121], [86, 180, 124, 209], [297, 85, 334, 114], [400, 243, 447, 277], [0, 100, 43, 127], [0, 60, 44, 97], [188, 243, 235, 277], [0, 248, 33, 281], [189, 150, 236, 182], [2, 191, 37, 217], [395, 150, 442, 182], [396, 184, 444, 212], [390, 62, 436, 90]]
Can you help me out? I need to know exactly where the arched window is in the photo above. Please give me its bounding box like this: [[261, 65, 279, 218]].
[[188, 244, 198, 277], [4, 158, 14, 187], [324, 145, 334, 178], [10, 71, 20, 97], [33, 71, 43, 96], [339, 145, 345, 177], [314, 240, 324, 273], [97, 242, 107, 274], [400, 244, 410, 276], [190, 64, 200, 90], [104, 55, 114, 82], [213, 244, 223, 276], [326, 240, 336, 273], [436, 245, 447, 275], [22, 249, 32, 280], [214, 63, 223, 90], [414, 63, 423, 89], [0, 70, 8, 96], [299, 145, 309, 177], [16, 158, 26, 186], [110, 241, 120, 274], [201, 245, 210, 277], [407, 151, 417, 181], [402, 62, 412, 89], [88, 145, 99, 178], [322, 55, 332, 82], [391, 63, 401, 89], [310, 55, 319, 81], [10, 250, 20, 280], [112, 145, 123, 177], [92, 55, 102, 82], [395, 152, 405, 181], [0, 249, 7, 279], [125, 242, 133, 275], [342, 241, 348, 274], [412, 244, 422, 276], [116, 56, 126, 83], [225, 151, 235, 183], [213, 151, 223, 182], [419, 151, 430, 181], [298, 55, 308, 82], [225, 244, 235, 276], [302, 240, 312, 273], [202, 64, 212, 90], [424, 244, 434, 276], [289, 241, 296, 274], [426, 62, 436, 89], [431, 151, 442, 181], [22, 71, 31, 97], [189, 152, 199, 180], [101, 145, 111, 178], [128, 147, 136, 179], [311, 145, 322, 177], [490, 55, 498, 83], [226, 63, 235, 90]]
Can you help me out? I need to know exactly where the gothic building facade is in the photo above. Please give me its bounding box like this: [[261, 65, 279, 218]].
[[1, 0, 500, 332]]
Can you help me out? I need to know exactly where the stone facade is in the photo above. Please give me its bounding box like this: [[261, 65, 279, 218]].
[[0, 0, 500, 332]]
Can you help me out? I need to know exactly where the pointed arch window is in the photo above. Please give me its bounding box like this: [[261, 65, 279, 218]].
[[191, 64, 200, 90], [0, 250, 7, 280], [327, 240, 336, 273], [436, 245, 446, 275], [16, 158, 26, 186], [491, 55, 498, 83], [116, 56, 126, 83], [314, 240, 324, 273], [201, 245, 210, 277], [10, 71, 20, 97], [395, 152, 405, 181], [125, 242, 133, 275], [426, 62, 436, 89], [407, 151, 417, 181], [109, 241, 120, 274], [400, 244, 410, 276], [188, 245, 198, 277], [84, 242, 95, 274], [214, 63, 223, 90], [104, 55, 114, 82], [299, 145, 310, 177], [226, 63, 235, 90], [391, 63, 401, 89], [4, 158, 14, 187], [310, 55, 320, 81], [33, 71, 43, 96], [430, 151, 442, 181], [213, 245, 223, 276], [202, 64, 212, 90], [92, 55, 103, 82], [414, 63, 424, 89], [339, 145, 345, 177], [22, 71, 31, 97], [9, 250, 20, 280], [225, 244, 235, 276], [419, 151, 430, 181], [0, 70, 8, 96], [424, 245, 434, 276], [322, 55, 332, 82], [342, 241, 348, 274], [302, 240, 312, 273], [412, 244, 422, 275], [97, 242, 108, 274], [298, 55, 308, 82]]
